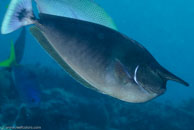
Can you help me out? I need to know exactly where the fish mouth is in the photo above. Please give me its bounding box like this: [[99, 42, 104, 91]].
[[135, 78, 166, 96], [144, 85, 166, 95]]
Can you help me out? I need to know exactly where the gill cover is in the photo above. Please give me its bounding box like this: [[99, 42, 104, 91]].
[[135, 65, 166, 94]]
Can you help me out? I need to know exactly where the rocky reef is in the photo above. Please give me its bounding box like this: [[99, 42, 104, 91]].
[[0, 65, 193, 130]]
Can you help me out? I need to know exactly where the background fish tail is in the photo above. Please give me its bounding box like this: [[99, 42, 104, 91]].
[[0, 28, 26, 68], [0, 41, 16, 68]]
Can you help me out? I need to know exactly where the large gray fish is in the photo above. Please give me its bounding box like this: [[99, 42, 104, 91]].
[[1, 0, 189, 103]]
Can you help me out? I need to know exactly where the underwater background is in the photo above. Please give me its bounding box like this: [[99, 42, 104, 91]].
[[0, 0, 193, 130]]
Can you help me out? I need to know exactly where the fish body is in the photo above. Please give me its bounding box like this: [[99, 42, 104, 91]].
[[1, 0, 189, 103], [33, 14, 163, 102]]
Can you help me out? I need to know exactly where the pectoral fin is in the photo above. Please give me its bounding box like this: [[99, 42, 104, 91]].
[[114, 59, 133, 84]]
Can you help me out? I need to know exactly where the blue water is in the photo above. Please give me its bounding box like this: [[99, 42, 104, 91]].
[[0, 0, 194, 129]]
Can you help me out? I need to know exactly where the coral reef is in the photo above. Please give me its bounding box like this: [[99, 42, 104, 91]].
[[0, 65, 193, 130]]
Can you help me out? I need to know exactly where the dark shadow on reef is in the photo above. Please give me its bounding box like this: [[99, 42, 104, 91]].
[[0, 64, 194, 130]]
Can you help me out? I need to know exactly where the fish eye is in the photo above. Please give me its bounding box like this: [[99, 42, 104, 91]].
[[31, 98, 35, 103]]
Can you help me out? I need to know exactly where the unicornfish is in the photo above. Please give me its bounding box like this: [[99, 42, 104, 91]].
[[1, 0, 189, 103]]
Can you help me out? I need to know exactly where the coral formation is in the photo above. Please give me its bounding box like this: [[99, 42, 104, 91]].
[[0, 65, 193, 130]]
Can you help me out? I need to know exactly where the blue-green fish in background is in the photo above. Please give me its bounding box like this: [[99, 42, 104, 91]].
[[1, 0, 189, 103], [0, 28, 40, 107]]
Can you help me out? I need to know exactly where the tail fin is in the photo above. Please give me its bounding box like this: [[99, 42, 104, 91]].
[[1, 0, 35, 34], [0, 41, 16, 67], [158, 66, 189, 87]]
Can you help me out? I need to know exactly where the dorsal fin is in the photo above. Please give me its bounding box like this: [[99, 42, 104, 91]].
[[34, 0, 117, 30]]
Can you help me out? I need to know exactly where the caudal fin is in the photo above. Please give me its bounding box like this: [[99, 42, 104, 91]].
[[1, 0, 35, 34], [0, 41, 16, 68]]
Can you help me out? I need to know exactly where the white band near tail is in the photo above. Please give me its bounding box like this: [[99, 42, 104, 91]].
[[1, 0, 34, 34]]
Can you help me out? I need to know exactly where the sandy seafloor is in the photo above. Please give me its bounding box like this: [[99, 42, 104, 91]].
[[0, 0, 194, 130]]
